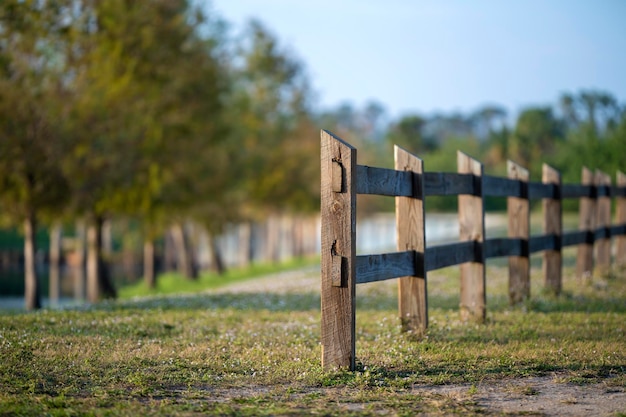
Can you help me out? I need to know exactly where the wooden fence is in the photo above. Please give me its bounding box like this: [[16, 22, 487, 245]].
[[320, 130, 626, 371]]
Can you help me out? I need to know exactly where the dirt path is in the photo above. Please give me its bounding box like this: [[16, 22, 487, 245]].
[[420, 375, 625, 416]]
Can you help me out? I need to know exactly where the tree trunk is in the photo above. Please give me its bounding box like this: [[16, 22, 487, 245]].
[[73, 220, 86, 300], [163, 230, 176, 272], [86, 215, 116, 303], [24, 211, 41, 311], [266, 215, 281, 263], [171, 222, 198, 280], [49, 222, 62, 305], [238, 222, 252, 268], [143, 238, 156, 289], [292, 216, 303, 258], [208, 234, 226, 275]]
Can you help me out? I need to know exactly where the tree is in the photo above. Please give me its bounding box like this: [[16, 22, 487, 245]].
[[386, 114, 428, 154], [471, 105, 507, 141], [559, 90, 621, 137], [0, 1, 70, 310], [509, 107, 563, 175], [52, 0, 230, 293], [228, 21, 317, 213]]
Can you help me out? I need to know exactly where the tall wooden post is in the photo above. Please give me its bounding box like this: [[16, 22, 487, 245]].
[[594, 170, 612, 274], [577, 167, 595, 282], [542, 164, 562, 295], [321, 130, 357, 370], [457, 152, 485, 323], [395, 146, 427, 335], [507, 161, 530, 304], [616, 171, 626, 266]]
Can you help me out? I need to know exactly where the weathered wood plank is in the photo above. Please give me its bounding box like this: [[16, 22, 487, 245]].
[[562, 230, 592, 247], [594, 227, 611, 240], [320, 130, 356, 371], [529, 234, 559, 253], [617, 172, 626, 266], [528, 182, 557, 200], [612, 184, 626, 197], [395, 146, 427, 335], [355, 251, 417, 284], [425, 241, 477, 271], [596, 185, 611, 197], [562, 184, 594, 199], [484, 238, 524, 258], [423, 172, 475, 196], [457, 152, 485, 323], [576, 167, 595, 282], [483, 175, 524, 198], [595, 170, 612, 274], [543, 164, 562, 295], [508, 161, 530, 304], [355, 165, 413, 197], [610, 224, 626, 236]]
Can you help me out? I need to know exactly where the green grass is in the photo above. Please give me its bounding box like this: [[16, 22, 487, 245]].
[[118, 256, 320, 298], [0, 257, 625, 416]]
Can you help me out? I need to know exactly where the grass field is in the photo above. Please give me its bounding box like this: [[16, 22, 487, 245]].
[[1, 252, 625, 416]]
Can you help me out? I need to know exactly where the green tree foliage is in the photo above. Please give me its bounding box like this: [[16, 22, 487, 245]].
[[509, 107, 564, 177], [554, 91, 625, 183], [228, 20, 318, 217], [386, 114, 429, 154], [0, 0, 70, 310]]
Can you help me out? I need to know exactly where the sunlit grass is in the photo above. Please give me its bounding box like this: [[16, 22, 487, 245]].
[[0, 254, 624, 416]]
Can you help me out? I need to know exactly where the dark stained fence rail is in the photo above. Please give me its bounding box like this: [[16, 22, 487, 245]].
[[320, 129, 626, 371]]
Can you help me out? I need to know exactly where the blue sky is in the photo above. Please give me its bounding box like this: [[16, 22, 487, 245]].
[[209, 0, 626, 119]]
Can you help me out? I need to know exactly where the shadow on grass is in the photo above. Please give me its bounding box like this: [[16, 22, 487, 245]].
[[94, 291, 323, 312], [75, 287, 626, 316]]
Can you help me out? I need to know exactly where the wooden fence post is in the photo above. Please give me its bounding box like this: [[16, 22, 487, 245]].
[[595, 170, 612, 274], [577, 167, 595, 282], [542, 164, 562, 295], [395, 146, 427, 335], [507, 160, 530, 304], [320, 130, 357, 371], [457, 152, 486, 323], [617, 171, 626, 266]]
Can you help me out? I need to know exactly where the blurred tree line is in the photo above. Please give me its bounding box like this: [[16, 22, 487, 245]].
[[1, 1, 624, 310], [327, 91, 625, 214]]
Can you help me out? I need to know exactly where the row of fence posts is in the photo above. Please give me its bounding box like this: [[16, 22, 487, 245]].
[[320, 130, 626, 370]]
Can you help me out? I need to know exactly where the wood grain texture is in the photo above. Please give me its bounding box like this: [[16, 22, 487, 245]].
[[483, 175, 524, 198], [457, 151, 486, 323], [423, 172, 474, 196], [577, 167, 595, 282], [395, 146, 427, 335], [355, 251, 416, 284], [530, 235, 559, 253], [594, 170, 612, 273], [617, 172, 626, 266], [561, 184, 594, 199], [542, 164, 562, 296], [485, 238, 524, 258], [356, 165, 413, 196], [425, 241, 476, 271], [320, 130, 356, 370], [508, 161, 530, 304], [528, 182, 557, 199]]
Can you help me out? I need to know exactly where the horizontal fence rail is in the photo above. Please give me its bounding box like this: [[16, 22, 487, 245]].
[[320, 129, 626, 371]]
